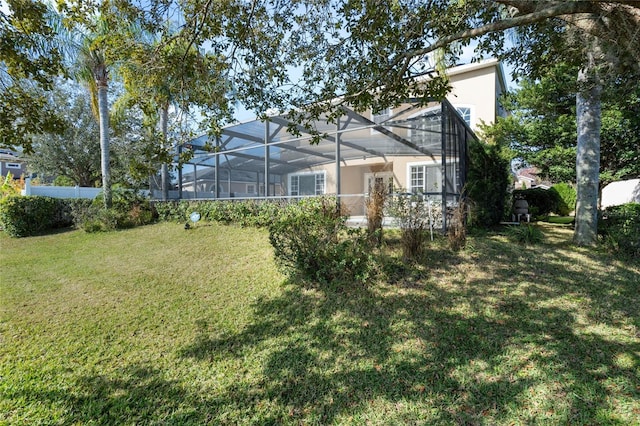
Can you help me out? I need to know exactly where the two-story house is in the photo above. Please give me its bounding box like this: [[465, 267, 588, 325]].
[[175, 59, 507, 218]]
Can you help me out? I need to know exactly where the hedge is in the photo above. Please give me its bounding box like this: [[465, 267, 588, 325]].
[[0, 196, 90, 237]]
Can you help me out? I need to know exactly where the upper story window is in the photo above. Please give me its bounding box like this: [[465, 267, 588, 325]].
[[6, 163, 21, 169], [372, 107, 391, 125], [454, 106, 472, 127]]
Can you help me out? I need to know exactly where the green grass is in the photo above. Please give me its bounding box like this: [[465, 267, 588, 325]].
[[544, 216, 575, 225], [1, 222, 639, 425]]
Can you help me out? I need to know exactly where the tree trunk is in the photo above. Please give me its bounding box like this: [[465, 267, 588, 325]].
[[97, 80, 111, 208], [160, 102, 169, 201], [573, 48, 602, 246]]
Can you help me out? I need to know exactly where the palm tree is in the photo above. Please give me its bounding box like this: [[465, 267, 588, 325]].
[[79, 45, 112, 208]]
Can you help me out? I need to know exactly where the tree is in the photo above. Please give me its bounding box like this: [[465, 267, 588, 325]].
[[206, 0, 636, 246], [483, 63, 640, 185], [117, 32, 233, 200], [26, 81, 101, 187], [1, 0, 67, 152]]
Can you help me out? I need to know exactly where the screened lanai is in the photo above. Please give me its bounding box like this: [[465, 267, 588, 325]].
[[172, 98, 478, 229]]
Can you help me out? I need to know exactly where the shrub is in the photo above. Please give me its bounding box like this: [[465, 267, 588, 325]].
[[386, 193, 432, 259], [448, 198, 467, 251], [0, 195, 75, 237], [513, 188, 561, 218], [466, 140, 511, 227], [74, 188, 155, 232], [599, 203, 640, 257], [507, 224, 545, 245], [365, 180, 387, 245], [551, 183, 576, 216], [268, 197, 374, 284]]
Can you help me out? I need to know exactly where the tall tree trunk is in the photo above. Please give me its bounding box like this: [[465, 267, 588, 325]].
[[160, 102, 169, 201], [574, 47, 602, 246], [97, 79, 111, 208]]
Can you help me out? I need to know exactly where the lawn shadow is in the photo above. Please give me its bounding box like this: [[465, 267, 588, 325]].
[[177, 227, 639, 423]]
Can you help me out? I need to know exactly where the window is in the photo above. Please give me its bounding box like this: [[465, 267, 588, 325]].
[[408, 162, 457, 194], [454, 106, 472, 127], [246, 184, 256, 194], [365, 172, 394, 195], [289, 172, 325, 196], [6, 163, 21, 169], [372, 107, 391, 124], [409, 107, 441, 149]]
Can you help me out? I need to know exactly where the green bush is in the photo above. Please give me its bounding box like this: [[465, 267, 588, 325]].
[[599, 203, 640, 258], [551, 183, 576, 216], [507, 224, 545, 245], [74, 189, 155, 232], [513, 188, 561, 218], [268, 197, 374, 285], [0, 195, 77, 237], [466, 140, 511, 227], [154, 199, 286, 228]]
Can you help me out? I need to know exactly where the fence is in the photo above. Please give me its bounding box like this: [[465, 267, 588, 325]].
[[21, 178, 101, 199]]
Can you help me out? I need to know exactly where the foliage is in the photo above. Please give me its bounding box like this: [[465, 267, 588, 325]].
[[513, 188, 561, 219], [599, 203, 640, 258], [484, 64, 640, 184], [386, 194, 433, 259], [466, 139, 511, 227], [1, 173, 24, 199], [507, 223, 545, 245], [0, 0, 67, 152], [153, 199, 285, 228], [365, 180, 387, 245], [0, 195, 76, 237], [26, 81, 102, 187], [551, 183, 577, 216], [73, 188, 155, 232], [268, 197, 374, 285]]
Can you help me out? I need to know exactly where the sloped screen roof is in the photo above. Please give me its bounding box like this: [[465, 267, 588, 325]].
[[178, 98, 477, 189]]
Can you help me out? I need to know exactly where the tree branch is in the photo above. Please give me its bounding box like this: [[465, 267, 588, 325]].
[[399, 1, 594, 63]]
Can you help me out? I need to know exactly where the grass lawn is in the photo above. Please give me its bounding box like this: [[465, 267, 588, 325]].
[[1, 222, 639, 425]]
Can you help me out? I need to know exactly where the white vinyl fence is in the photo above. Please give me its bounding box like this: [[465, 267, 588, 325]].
[[21, 178, 101, 199]]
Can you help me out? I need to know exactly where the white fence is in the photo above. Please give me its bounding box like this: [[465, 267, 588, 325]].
[[21, 178, 101, 199]]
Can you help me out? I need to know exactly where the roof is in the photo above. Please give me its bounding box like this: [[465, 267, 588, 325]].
[[180, 98, 477, 180]]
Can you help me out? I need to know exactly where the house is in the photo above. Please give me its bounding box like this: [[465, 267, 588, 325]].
[[172, 59, 508, 226], [0, 149, 27, 179]]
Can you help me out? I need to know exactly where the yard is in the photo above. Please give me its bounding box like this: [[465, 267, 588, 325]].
[[1, 222, 639, 424]]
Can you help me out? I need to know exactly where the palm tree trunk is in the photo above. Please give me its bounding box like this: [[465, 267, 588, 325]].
[[574, 47, 602, 246], [97, 79, 112, 208], [160, 102, 169, 201]]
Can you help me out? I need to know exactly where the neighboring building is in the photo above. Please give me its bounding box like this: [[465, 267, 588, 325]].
[[0, 149, 27, 179], [513, 167, 551, 190], [172, 59, 508, 225]]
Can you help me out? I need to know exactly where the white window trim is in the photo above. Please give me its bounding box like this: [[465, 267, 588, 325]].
[[407, 160, 461, 195], [452, 104, 474, 128], [6, 163, 21, 169], [407, 160, 441, 194], [288, 170, 326, 196]]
